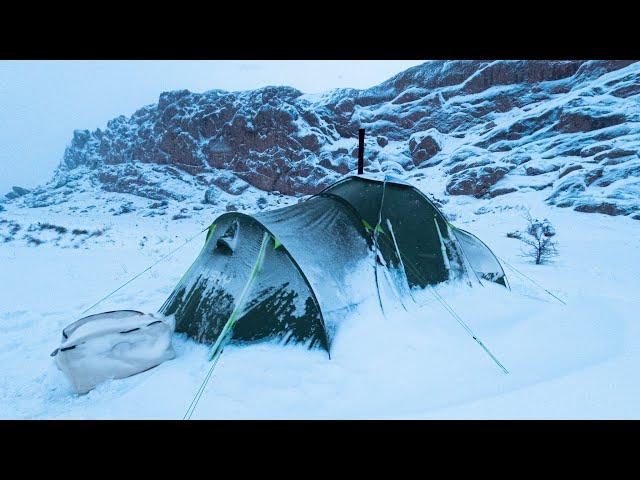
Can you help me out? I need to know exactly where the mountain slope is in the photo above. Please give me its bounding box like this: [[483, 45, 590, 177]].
[[5, 60, 640, 221]]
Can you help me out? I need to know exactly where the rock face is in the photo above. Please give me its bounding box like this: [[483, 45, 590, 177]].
[[447, 165, 513, 198], [33, 60, 640, 218], [409, 130, 443, 166], [5, 186, 31, 200]]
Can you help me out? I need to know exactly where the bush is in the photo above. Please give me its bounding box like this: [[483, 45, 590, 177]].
[[37, 223, 67, 234], [510, 212, 558, 265]]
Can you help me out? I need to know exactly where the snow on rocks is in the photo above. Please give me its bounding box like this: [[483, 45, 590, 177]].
[[447, 164, 513, 198], [408, 129, 443, 166], [4, 186, 31, 199], [10, 60, 631, 221]]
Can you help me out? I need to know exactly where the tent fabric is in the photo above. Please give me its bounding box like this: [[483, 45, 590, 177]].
[[160, 175, 507, 354], [449, 226, 509, 288], [321, 176, 458, 287], [161, 213, 329, 350], [253, 194, 372, 340]]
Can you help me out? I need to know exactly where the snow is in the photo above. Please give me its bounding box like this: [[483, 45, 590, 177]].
[[1, 182, 639, 419]]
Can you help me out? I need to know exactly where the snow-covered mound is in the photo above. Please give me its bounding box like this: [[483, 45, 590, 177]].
[[4, 59, 637, 221], [1, 185, 639, 419]]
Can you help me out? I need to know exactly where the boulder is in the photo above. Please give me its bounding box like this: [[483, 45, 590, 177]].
[[594, 147, 636, 163], [558, 164, 584, 178], [408, 129, 442, 166], [489, 187, 518, 198], [5, 186, 31, 200], [203, 186, 221, 204], [556, 111, 626, 134], [446, 165, 512, 198], [574, 201, 633, 216], [580, 144, 610, 158]]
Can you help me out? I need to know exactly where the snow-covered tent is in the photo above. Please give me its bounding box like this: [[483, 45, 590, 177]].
[[160, 175, 507, 354]]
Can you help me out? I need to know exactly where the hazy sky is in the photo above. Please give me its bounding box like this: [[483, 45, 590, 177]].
[[0, 60, 425, 193]]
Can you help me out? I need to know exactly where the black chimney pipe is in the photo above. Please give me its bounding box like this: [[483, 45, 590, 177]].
[[357, 128, 365, 175]]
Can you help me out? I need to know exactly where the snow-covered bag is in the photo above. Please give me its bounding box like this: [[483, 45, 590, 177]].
[[51, 310, 176, 394]]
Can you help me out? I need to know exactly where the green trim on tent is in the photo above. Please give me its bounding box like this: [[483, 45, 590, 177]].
[[205, 223, 217, 243]]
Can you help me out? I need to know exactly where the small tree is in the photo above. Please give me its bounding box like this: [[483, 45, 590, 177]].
[[508, 212, 558, 265]]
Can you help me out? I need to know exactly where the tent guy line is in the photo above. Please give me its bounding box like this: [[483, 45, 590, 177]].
[[78, 227, 209, 316], [379, 228, 509, 374], [497, 256, 567, 305]]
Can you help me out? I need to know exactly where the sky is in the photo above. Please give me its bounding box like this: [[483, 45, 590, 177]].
[[0, 60, 425, 193]]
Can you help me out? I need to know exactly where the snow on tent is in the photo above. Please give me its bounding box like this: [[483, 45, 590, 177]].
[[52, 130, 510, 399], [160, 174, 509, 362]]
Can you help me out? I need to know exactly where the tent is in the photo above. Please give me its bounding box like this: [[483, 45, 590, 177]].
[[160, 175, 507, 355]]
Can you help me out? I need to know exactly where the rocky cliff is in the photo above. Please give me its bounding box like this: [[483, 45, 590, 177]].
[[10, 60, 640, 219]]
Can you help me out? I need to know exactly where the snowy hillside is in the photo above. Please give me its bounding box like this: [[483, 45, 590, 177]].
[[1, 60, 640, 419], [4, 59, 638, 222]]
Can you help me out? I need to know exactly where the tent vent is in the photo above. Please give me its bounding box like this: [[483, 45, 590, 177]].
[[358, 128, 365, 175], [216, 221, 239, 255]]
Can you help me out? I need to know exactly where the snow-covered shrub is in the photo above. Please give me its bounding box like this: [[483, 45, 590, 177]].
[[511, 212, 559, 265]]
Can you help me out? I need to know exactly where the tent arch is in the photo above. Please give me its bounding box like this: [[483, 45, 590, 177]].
[[319, 175, 451, 226], [318, 175, 508, 288], [216, 211, 331, 350], [161, 193, 373, 354], [320, 176, 455, 287], [447, 225, 509, 288], [161, 211, 331, 353]]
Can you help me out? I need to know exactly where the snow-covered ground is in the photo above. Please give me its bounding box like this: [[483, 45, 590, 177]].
[[1, 184, 638, 419]]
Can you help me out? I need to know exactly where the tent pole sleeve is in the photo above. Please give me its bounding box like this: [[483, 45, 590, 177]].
[[433, 216, 451, 273], [372, 176, 388, 315], [386, 218, 416, 304], [208, 231, 271, 361], [445, 222, 479, 287]]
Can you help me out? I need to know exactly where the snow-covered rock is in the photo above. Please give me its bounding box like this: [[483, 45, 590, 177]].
[[447, 164, 514, 198], [5, 186, 31, 199], [408, 129, 443, 166], [4, 60, 640, 220]]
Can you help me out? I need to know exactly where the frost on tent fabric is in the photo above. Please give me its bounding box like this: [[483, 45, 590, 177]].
[[449, 226, 508, 287]]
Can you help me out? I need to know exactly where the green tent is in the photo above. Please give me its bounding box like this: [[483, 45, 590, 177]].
[[160, 175, 507, 355]]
